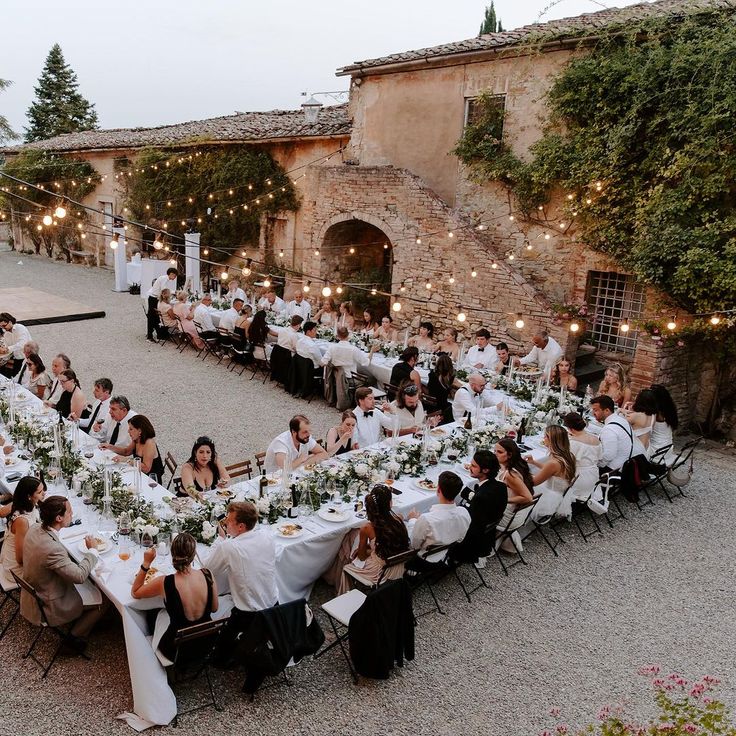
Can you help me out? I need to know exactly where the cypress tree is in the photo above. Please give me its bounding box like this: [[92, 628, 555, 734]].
[[0, 79, 18, 142], [479, 2, 503, 36]]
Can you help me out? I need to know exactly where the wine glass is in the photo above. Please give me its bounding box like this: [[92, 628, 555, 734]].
[[147, 473, 160, 490], [84, 444, 95, 462], [118, 534, 131, 569], [385, 467, 395, 487], [140, 531, 155, 550], [118, 511, 132, 537], [157, 532, 171, 562]]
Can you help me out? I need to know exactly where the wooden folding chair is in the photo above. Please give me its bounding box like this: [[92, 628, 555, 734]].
[[254, 452, 267, 474], [225, 459, 254, 480], [164, 452, 178, 490]]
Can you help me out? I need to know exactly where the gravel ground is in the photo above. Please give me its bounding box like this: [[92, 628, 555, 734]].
[[2, 251, 735, 736]]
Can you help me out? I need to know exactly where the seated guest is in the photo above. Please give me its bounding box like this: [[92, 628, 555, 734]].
[[74, 377, 113, 431], [225, 278, 247, 304], [314, 298, 337, 327], [285, 290, 311, 321], [105, 414, 166, 479], [205, 501, 278, 650], [375, 315, 398, 343], [353, 387, 395, 448], [180, 436, 231, 495], [526, 425, 577, 520], [552, 357, 578, 392], [464, 329, 496, 371], [219, 298, 244, 333], [409, 321, 436, 352], [589, 395, 643, 473], [494, 438, 535, 551], [146, 267, 178, 341], [296, 321, 323, 367], [0, 476, 45, 590], [451, 373, 502, 422], [388, 383, 439, 435], [44, 353, 71, 405], [494, 342, 513, 375], [24, 352, 52, 399], [360, 309, 380, 337], [156, 288, 178, 338], [389, 346, 421, 392], [451, 450, 507, 564], [264, 414, 327, 472], [563, 412, 602, 502], [20, 496, 104, 651], [435, 327, 460, 362], [338, 301, 355, 331], [257, 290, 285, 314], [648, 384, 678, 465], [131, 533, 218, 664], [246, 310, 277, 358], [277, 315, 304, 353], [427, 354, 461, 422], [338, 484, 410, 594], [0, 312, 32, 377], [514, 329, 563, 377], [193, 294, 219, 340], [406, 471, 470, 568], [321, 326, 368, 378], [53, 369, 87, 420], [234, 304, 254, 335], [94, 395, 136, 445], [12, 340, 40, 386], [326, 410, 358, 455], [621, 388, 658, 455], [172, 291, 205, 349]]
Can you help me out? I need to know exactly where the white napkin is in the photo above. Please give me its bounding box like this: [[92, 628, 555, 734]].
[[116, 712, 157, 732]]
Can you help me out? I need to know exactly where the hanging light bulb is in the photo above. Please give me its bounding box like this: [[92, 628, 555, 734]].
[[370, 286, 377, 296], [169, 258, 176, 265], [36, 224, 42, 231], [666, 315, 677, 331], [416, 237, 422, 245], [544, 234, 551, 240], [569, 320, 580, 333], [349, 247, 355, 254], [263, 275, 272, 288], [335, 285, 343, 295], [514, 313, 525, 329], [109, 233, 120, 249], [491, 261, 498, 269], [303, 281, 311, 293], [314, 248, 320, 256], [392, 300, 402, 312], [42, 214, 53, 226], [203, 248, 209, 255], [153, 235, 164, 250], [399, 281, 406, 292], [508, 253, 515, 261], [383, 243, 389, 250], [242, 259, 252, 276], [471, 266, 478, 278], [619, 318, 630, 333], [221, 270, 228, 280], [322, 283, 332, 297], [448, 275, 455, 284], [425, 281, 432, 290], [526, 244, 533, 251], [456, 308, 467, 323], [54, 205, 66, 219], [278, 249, 284, 259], [710, 314, 721, 326], [448, 231, 454, 238]]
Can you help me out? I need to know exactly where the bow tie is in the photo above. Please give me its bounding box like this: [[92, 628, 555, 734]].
[[474, 391, 483, 397], [363, 411, 373, 418], [477, 347, 484, 352]]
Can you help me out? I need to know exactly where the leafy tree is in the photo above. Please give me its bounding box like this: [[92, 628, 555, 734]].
[[0, 150, 101, 258], [479, 2, 503, 36], [0, 79, 18, 142], [25, 44, 98, 142]]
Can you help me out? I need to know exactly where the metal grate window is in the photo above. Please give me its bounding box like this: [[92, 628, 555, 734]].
[[586, 271, 645, 356], [464, 94, 506, 137]]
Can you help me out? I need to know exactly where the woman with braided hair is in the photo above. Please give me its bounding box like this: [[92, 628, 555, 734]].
[[337, 484, 410, 594]]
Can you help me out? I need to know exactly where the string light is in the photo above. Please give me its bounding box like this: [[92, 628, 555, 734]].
[[383, 243, 389, 250], [508, 253, 515, 261], [109, 233, 120, 250], [569, 320, 580, 333], [278, 249, 284, 258], [314, 248, 320, 257], [448, 231, 454, 238], [399, 281, 406, 292], [425, 281, 432, 290], [54, 205, 66, 219], [514, 313, 525, 329], [203, 248, 209, 255], [321, 283, 332, 297], [220, 270, 228, 280], [392, 299, 402, 312], [153, 235, 164, 250], [471, 266, 478, 277], [491, 261, 498, 269], [526, 244, 533, 251], [263, 275, 272, 288], [303, 281, 311, 293], [335, 285, 344, 295], [242, 259, 252, 276], [448, 275, 455, 284], [370, 286, 377, 296], [619, 317, 630, 333], [42, 215, 52, 226], [456, 307, 467, 323], [416, 237, 422, 244], [666, 315, 677, 331], [710, 314, 721, 325], [349, 247, 355, 254]]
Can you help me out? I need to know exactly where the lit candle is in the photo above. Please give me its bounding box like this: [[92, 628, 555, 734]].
[[403, 328, 409, 348]]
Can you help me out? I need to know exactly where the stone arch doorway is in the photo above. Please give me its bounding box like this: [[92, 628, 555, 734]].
[[319, 216, 393, 315]]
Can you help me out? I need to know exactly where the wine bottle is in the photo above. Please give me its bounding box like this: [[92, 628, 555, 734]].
[[464, 411, 472, 430], [518, 417, 526, 445], [258, 469, 267, 498], [287, 484, 299, 518]]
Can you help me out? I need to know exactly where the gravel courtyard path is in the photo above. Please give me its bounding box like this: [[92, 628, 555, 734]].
[[2, 251, 735, 736]]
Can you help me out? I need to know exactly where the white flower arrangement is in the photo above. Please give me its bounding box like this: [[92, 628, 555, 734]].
[[201, 520, 217, 541]]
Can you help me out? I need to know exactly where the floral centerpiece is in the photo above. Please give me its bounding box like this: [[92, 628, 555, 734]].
[[316, 326, 339, 342]]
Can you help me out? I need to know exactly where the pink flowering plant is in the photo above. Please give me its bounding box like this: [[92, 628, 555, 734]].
[[540, 669, 735, 736]]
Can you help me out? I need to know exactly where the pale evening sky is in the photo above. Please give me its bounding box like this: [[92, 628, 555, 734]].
[[1, 0, 647, 137]]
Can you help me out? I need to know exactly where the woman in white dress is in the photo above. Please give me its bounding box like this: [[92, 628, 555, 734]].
[[621, 389, 658, 456], [0, 476, 45, 589], [314, 298, 337, 328], [526, 426, 578, 520], [494, 439, 535, 551], [563, 412, 602, 502], [649, 384, 678, 465]]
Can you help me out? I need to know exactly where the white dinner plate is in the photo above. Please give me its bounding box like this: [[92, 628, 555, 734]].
[[78, 534, 114, 555], [275, 523, 305, 538], [317, 507, 351, 523], [413, 478, 438, 492]]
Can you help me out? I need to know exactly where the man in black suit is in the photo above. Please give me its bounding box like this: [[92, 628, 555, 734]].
[[451, 449, 508, 564]]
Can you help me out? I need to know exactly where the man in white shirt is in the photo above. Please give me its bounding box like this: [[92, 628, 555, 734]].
[[193, 294, 218, 339], [73, 377, 113, 431], [219, 298, 244, 333], [257, 291, 285, 314], [12, 340, 40, 387], [407, 472, 470, 568], [388, 383, 439, 435], [285, 291, 312, 321], [0, 312, 33, 377], [44, 353, 71, 406], [321, 326, 368, 378], [353, 387, 394, 448], [591, 394, 643, 473], [296, 321, 323, 368], [225, 279, 247, 305], [515, 330, 563, 376], [264, 414, 327, 473], [95, 396, 136, 446], [463, 328, 497, 371], [277, 316, 303, 353], [205, 501, 278, 657], [452, 373, 502, 422], [146, 267, 178, 341]]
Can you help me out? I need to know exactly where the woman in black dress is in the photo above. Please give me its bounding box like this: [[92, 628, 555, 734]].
[[107, 414, 166, 479], [326, 410, 358, 455], [427, 353, 460, 423], [54, 369, 87, 420], [180, 436, 231, 495], [131, 532, 218, 662]]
